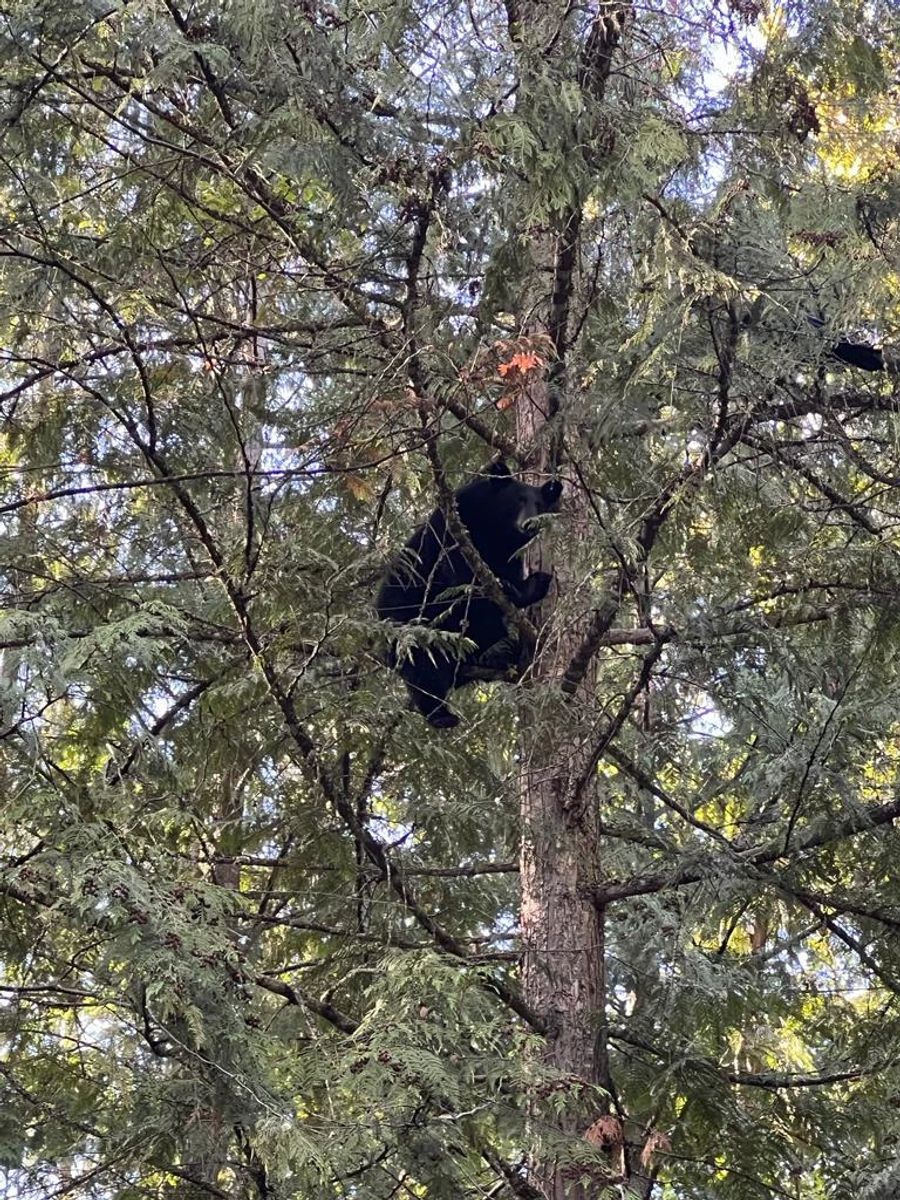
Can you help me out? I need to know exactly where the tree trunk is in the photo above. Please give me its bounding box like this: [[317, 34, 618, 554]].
[[509, 6, 633, 1194], [519, 735, 608, 1185], [516, 402, 611, 1194]]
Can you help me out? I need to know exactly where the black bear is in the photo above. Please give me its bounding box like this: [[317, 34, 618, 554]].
[[376, 461, 563, 728], [807, 315, 886, 372], [830, 338, 885, 372]]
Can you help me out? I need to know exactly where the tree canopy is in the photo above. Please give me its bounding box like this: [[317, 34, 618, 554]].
[[1, 0, 900, 1197]]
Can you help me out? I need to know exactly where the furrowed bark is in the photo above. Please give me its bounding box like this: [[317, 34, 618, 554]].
[[508, 5, 633, 1195]]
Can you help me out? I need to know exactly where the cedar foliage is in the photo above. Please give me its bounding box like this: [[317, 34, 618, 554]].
[[1, 1, 900, 1197]]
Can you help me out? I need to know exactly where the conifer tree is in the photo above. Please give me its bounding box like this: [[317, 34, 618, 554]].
[[1, 2, 899, 1197]]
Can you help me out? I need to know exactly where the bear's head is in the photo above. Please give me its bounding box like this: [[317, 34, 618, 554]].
[[456, 461, 563, 549]]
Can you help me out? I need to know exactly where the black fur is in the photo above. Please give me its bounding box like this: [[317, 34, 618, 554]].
[[829, 339, 884, 372], [376, 461, 562, 728], [807, 315, 886, 371]]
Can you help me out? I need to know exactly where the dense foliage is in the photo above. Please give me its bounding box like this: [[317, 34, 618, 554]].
[[1, 0, 900, 1196]]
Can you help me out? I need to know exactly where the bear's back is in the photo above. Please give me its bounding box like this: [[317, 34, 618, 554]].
[[376, 508, 463, 622]]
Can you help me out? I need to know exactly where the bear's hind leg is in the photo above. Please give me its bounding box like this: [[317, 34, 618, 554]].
[[400, 651, 460, 729], [470, 636, 520, 673]]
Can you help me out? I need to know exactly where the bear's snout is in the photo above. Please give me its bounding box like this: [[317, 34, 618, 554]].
[[542, 479, 563, 507]]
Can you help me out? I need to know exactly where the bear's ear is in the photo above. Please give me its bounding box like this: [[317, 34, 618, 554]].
[[542, 479, 563, 504], [485, 460, 512, 481]]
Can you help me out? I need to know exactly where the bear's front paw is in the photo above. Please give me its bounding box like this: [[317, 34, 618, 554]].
[[523, 571, 553, 606], [428, 705, 460, 730]]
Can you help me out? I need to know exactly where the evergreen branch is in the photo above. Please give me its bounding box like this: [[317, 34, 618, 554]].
[[437, 391, 520, 461], [609, 1028, 887, 1091], [105, 675, 222, 786], [562, 408, 755, 696], [213, 856, 517, 878], [89, 380, 547, 1033], [772, 887, 900, 995], [745, 433, 881, 536], [479, 1144, 545, 1200], [595, 791, 900, 904], [566, 637, 666, 811], [253, 975, 358, 1034]]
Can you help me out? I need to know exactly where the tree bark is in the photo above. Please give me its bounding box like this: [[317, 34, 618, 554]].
[[516, 431, 611, 1196], [514, 218, 614, 1191], [508, 4, 633, 1195]]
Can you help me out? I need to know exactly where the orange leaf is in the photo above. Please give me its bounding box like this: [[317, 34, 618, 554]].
[[498, 351, 543, 378]]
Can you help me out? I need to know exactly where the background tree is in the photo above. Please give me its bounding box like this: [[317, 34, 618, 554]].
[[1, 1, 900, 1198]]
